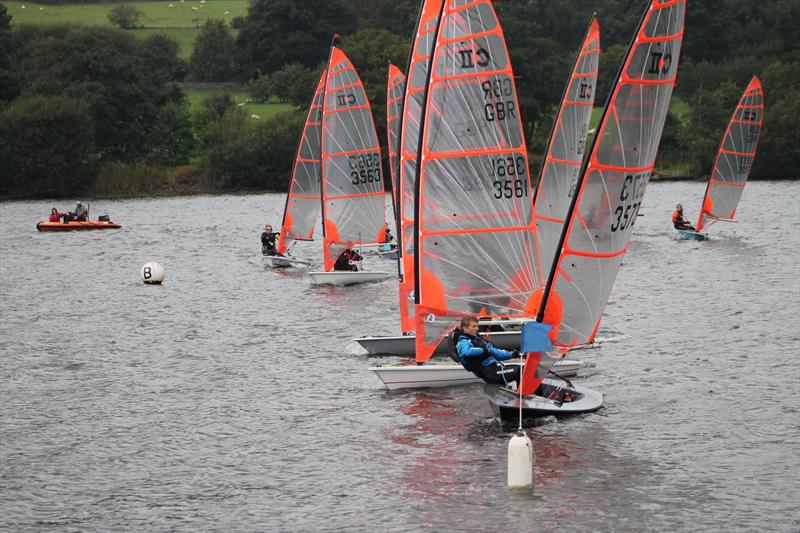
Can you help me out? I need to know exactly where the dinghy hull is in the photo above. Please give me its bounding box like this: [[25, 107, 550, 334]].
[[308, 270, 391, 286], [677, 229, 708, 241], [263, 255, 312, 268], [354, 331, 521, 355], [484, 379, 603, 420], [371, 360, 581, 390]]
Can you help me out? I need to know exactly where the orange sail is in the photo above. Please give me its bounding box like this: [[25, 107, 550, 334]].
[[320, 46, 387, 271], [533, 16, 600, 287], [696, 76, 763, 231], [386, 63, 405, 222], [277, 70, 326, 254], [413, 0, 538, 363], [397, 0, 444, 334], [523, 0, 687, 396]]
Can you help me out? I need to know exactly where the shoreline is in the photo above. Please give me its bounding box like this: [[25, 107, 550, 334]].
[[2, 176, 796, 202]]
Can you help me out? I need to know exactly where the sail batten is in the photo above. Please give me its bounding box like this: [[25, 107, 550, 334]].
[[696, 76, 763, 231]]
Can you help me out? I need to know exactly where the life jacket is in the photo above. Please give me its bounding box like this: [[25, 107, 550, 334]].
[[451, 328, 493, 372], [672, 211, 680, 224]]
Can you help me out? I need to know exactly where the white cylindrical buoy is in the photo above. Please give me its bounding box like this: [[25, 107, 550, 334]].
[[507, 430, 534, 489], [141, 262, 166, 285]]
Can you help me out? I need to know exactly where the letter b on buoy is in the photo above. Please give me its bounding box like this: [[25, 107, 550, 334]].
[[141, 262, 166, 285]]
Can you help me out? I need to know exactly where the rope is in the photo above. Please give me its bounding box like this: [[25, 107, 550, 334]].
[[517, 351, 524, 432]]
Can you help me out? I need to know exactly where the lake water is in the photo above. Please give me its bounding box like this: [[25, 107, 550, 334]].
[[1, 181, 798, 531]]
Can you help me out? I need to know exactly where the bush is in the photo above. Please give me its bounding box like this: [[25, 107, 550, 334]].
[[203, 108, 304, 189], [108, 5, 142, 29], [0, 95, 95, 197], [189, 19, 237, 82], [248, 74, 273, 104]]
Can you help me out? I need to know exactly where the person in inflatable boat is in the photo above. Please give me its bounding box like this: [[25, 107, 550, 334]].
[[48, 208, 65, 222], [453, 315, 521, 387], [65, 200, 88, 222]]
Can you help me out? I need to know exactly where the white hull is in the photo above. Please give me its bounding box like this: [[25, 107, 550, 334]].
[[355, 331, 521, 355], [485, 378, 604, 418], [263, 255, 313, 268], [308, 270, 391, 286], [370, 360, 581, 390]]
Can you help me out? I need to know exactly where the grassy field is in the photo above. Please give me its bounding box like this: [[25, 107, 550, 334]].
[[184, 90, 296, 119], [5, 0, 249, 58]]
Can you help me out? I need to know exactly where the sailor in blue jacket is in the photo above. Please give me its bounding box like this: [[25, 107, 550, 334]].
[[453, 315, 521, 386]]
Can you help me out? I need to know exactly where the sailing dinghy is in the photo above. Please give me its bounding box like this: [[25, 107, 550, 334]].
[[366, 2, 599, 389], [688, 76, 763, 238], [362, 10, 600, 369], [488, 0, 686, 420], [304, 43, 391, 286]]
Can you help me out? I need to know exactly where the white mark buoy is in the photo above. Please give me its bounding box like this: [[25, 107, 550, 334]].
[[141, 262, 166, 285], [507, 430, 534, 489]]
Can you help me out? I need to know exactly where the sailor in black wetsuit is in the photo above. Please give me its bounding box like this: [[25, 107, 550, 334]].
[[261, 224, 281, 256], [453, 315, 521, 386], [333, 248, 362, 271]]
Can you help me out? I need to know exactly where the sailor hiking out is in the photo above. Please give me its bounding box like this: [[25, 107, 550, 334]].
[[452, 315, 520, 387]]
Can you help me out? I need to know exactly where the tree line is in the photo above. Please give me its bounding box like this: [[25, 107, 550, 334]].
[[1, 0, 798, 198]]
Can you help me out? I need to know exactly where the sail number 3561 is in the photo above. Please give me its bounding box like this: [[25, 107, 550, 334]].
[[492, 156, 528, 199]]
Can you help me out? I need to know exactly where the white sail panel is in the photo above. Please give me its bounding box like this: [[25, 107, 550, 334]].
[[534, 17, 600, 286], [277, 70, 326, 253], [414, 0, 537, 362]]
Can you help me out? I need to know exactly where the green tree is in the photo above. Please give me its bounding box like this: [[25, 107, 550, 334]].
[[249, 73, 274, 104], [270, 63, 319, 106], [235, 0, 355, 79], [194, 92, 236, 140], [0, 3, 17, 105], [107, 5, 143, 30], [203, 107, 303, 189], [140, 34, 187, 82], [189, 19, 237, 82], [0, 95, 95, 197], [18, 26, 189, 164]]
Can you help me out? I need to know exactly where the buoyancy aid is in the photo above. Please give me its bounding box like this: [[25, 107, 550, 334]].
[[452, 328, 493, 372]]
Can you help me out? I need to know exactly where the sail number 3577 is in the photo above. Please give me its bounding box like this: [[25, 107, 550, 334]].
[[610, 173, 646, 232]]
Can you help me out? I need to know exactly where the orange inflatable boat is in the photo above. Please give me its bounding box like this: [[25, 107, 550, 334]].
[[36, 219, 122, 231]]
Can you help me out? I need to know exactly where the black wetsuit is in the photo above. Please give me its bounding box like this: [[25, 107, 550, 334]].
[[261, 232, 280, 255], [333, 250, 360, 271]]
